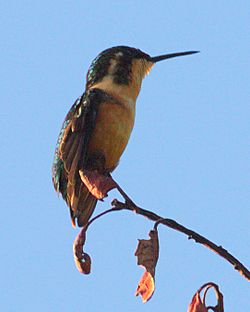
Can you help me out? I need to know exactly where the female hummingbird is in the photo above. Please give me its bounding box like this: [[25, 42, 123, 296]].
[[52, 46, 198, 227]]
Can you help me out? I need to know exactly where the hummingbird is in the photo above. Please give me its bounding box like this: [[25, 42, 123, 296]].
[[52, 46, 198, 227]]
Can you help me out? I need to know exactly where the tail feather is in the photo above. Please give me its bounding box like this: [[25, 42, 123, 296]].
[[70, 183, 97, 227], [77, 192, 97, 227]]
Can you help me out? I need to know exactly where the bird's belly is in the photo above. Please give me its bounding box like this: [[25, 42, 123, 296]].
[[87, 101, 135, 171]]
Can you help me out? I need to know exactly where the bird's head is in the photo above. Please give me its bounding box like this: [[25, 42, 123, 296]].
[[86, 46, 198, 100]]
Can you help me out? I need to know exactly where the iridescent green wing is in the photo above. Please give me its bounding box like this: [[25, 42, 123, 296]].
[[52, 89, 114, 226], [52, 94, 88, 197], [52, 89, 100, 218]]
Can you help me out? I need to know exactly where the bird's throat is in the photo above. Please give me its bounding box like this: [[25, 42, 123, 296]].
[[89, 58, 153, 105], [90, 75, 139, 106]]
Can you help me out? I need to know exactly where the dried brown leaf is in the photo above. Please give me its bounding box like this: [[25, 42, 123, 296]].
[[187, 283, 224, 312], [214, 287, 224, 312], [188, 292, 208, 312], [73, 227, 91, 274], [135, 229, 159, 302], [79, 169, 116, 199], [135, 271, 155, 303]]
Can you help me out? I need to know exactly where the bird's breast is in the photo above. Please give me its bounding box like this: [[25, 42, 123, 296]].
[[87, 98, 135, 171]]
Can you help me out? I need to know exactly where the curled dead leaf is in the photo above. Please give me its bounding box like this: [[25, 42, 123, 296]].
[[187, 282, 224, 312], [79, 169, 116, 199], [135, 271, 155, 303], [188, 292, 207, 312], [73, 227, 91, 274], [135, 229, 159, 302]]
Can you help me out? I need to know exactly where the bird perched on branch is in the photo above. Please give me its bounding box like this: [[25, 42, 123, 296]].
[[52, 46, 198, 227]]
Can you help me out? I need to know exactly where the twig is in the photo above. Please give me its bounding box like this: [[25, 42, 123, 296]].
[[86, 206, 123, 229], [84, 183, 250, 282], [109, 184, 250, 282]]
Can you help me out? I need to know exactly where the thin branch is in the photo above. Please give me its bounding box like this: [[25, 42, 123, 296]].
[[83, 183, 250, 282], [108, 184, 250, 282], [86, 206, 123, 229]]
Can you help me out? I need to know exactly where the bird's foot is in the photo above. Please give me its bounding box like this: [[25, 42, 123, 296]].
[[79, 169, 117, 200]]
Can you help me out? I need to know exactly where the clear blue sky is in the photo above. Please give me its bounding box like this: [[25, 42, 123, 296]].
[[1, 1, 249, 311]]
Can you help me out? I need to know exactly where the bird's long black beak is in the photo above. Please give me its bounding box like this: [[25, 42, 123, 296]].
[[150, 51, 199, 63]]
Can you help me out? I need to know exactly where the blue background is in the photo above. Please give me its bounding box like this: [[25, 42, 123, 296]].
[[1, 1, 249, 311]]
